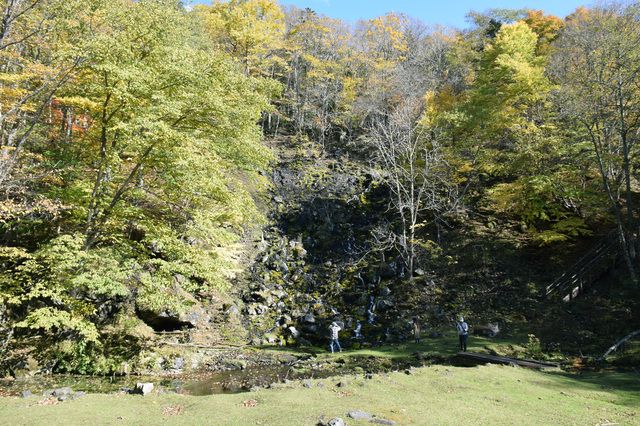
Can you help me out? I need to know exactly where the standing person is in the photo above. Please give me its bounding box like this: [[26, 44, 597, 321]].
[[457, 317, 469, 352], [329, 322, 342, 353], [412, 317, 421, 343]]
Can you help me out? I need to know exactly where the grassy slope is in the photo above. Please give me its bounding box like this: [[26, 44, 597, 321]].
[[0, 364, 637, 425]]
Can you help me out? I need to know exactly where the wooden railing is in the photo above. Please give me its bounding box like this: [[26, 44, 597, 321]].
[[546, 229, 620, 302]]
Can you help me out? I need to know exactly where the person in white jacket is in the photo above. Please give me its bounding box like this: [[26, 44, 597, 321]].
[[457, 317, 469, 352], [329, 322, 342, 353]]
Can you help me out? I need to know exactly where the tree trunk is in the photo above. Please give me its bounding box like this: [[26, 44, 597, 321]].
[[600, 329, 640, 360]]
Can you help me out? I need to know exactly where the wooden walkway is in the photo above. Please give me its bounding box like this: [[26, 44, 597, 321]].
[[455, 352, 559, 369], [546, 229, 620, 302]]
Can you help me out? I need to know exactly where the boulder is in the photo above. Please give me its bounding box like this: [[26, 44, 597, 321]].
[[347, 410, 372, 420], [279, 314, 292, 325], [302, 324, 317, 334], [255, 304, 269, 315], [225, 305, 240, 317], [249, 290, 273, 305], [263, 333, 278, 344], [297, 338, 312, 347], [52, 387, 73, 398], [289, 242, 307, 259], [377, 263, 397, 278], [10, 355, 41, 379], [288, 326, 301, 339], [132, 382, 154, 396], [473, 322, 500, 337], [171, 357, 185, 371], [375, 299, 393, 312], [223, 382, 241, 392], [318, 417, 345, 426], [372, 419, 396, 425]]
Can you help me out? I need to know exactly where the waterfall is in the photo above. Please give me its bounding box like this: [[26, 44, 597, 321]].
[[367, 295, 377, 324], [354, 320, 363, 339], [357, 270, 365, 287]]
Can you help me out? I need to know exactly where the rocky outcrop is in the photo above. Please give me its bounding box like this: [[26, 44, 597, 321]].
[[236, 151, 412, 349], [136, 280, 208, 332]]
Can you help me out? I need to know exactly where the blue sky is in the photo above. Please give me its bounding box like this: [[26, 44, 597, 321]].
[[278, 0, 590, 28], [190, 1, 591, 29]]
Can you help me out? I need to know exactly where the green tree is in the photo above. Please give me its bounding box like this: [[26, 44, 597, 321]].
[[197, 0, 285, 75], [523, 9, 564, 55], [353, 12, 409, 119], [454, 8, 530, 74], [549, 3, 640, 281], [280, 8, 354, 147], [0, 0, 84, 243], [66, 0, 275, 253], [462, 20, 594, 242], [471, 21, 550, 135], [1, 0, 279, 373]]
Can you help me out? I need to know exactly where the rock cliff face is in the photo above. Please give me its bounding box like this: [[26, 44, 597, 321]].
[[236, 144, 413, 349]]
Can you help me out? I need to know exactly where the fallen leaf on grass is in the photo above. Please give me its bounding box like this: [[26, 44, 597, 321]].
[[239, 399, 258, 407], [29, 397, 59, 407], [162, 404, 184, 415]]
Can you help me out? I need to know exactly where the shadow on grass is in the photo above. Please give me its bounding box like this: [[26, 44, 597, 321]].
[[542, 370, 640, 407], [255, 331, 523, 366]]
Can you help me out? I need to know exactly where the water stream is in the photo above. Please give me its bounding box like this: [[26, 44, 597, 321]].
[[0, 365, 340, 397], [354, 320, 363, 339], [367, 295, 377, 324]]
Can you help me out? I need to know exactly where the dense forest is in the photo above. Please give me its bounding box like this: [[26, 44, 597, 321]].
[[0, 0, 639, 376]]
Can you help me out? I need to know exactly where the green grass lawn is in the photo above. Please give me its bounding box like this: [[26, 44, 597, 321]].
[[2, 331, 638, 425], [1, 364, 638, 425]]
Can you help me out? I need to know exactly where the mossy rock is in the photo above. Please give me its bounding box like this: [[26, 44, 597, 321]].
[[263, 333, 279, 344], [228, 359, 248, 369], [9, 354, 42, 379]]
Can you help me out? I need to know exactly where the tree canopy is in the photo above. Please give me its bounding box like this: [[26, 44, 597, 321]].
[[1, 0, 639, 374]]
